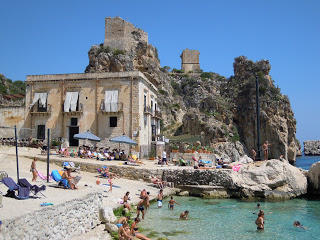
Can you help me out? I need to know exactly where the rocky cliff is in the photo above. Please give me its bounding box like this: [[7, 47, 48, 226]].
[[85, 17, 301, 162], [308, 161, 320, 195], [304, 140, 320, 155]]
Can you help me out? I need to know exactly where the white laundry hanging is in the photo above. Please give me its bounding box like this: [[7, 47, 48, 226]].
[[64, 92, 79, 112], [29, 92, 47, 109], [104, 90, 118, 112]]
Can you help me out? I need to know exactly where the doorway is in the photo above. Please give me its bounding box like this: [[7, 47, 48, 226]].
[[69, 118, 79, 146]]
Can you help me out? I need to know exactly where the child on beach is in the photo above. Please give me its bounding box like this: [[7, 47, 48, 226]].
[[108, 177, 113, 193], [168, 196, 180, 210], [30, 157, 38, 181]]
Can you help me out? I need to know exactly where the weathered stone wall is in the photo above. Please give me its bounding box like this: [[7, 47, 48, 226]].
[[25, 71, 156, 152], [180, 49, 200, 72], [304, 140, 320, 155], [104, 17, 148, 52], [0, 192, 103, 240], [0, 106, 26, 138]]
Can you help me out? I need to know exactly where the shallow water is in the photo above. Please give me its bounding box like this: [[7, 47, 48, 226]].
[[139, 196, 320, 240]]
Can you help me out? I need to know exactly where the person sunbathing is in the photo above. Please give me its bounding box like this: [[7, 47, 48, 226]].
[[63, 149, 70, 158], [61, 168, 78, 189]]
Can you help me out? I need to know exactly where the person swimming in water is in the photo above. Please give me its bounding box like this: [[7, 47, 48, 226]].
[[255, 211, 264, 230], [293, 221, 308, 230], [180, 210, 189, 220], [168, 196, 180, 210]]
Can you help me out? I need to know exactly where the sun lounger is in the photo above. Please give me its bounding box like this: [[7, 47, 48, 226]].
[[63, 162, 80, 172], [1, 177, 30, 199], [51, 170, 70, 188], [18, 178, 46, 198]]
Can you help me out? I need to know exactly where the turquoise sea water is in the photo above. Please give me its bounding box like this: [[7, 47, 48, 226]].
[[139, 196, 320, 240]]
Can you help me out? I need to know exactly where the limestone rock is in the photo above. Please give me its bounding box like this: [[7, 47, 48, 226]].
[[99, 207, 117, 224], [304, 140, 320, 155], [178, 191, 189, 196], [307, 161, 320, 195], [105, 223, 118, 233]]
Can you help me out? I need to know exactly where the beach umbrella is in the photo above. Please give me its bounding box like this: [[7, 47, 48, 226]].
[[74, 131, 101, 142], [109, 134, 138, 145]]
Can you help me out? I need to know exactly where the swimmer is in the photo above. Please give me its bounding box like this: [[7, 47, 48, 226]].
[[168, 196, 180, 210], [137, 198, 146, 219], [143, 192, 150, 211], [255, 211, 264, 230], [180, 210, 189, 220], [253, 209, 273, 217], [293, 221, 308, 230], [158, 189, 163, 209]]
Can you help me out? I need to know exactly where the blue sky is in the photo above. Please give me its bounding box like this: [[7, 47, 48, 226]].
[[1, 0, 319, 146]]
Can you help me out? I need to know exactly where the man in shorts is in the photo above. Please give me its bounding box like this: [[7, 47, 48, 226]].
[[161, 150, 168, 166], [137, 197, 146, 219], [158, 189, 163, 208]]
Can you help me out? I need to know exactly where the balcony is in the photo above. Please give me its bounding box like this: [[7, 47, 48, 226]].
[[152, 110, 162, 119], [101, 102, 123, 115], [63, 103, 83, 116], [144, 106, 153, 115], [30, 104, 51, 116]]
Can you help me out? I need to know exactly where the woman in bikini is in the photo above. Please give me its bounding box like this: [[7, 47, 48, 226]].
[[31, 157, 38, 181], [130, 217, 151, 240], [123, 191, 131, 211]]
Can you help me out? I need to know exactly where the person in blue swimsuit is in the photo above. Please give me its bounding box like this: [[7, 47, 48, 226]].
[[168, 196, 180, 210]]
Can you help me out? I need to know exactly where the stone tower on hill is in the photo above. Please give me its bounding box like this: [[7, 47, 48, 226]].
[[180, 48, 200, 72], [104, 16, 148, 52]]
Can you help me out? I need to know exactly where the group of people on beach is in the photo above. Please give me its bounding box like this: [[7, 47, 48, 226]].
[[116, 188, 189, 240]]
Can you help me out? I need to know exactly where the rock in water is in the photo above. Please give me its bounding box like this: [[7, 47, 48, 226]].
[[304, 140, 320, 155], [308, 161, 320, 195], [233, 160, 307, 199]]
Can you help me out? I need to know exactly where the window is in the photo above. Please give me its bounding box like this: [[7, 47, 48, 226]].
[[37, 99, 47, 112], [64, 92, 79, 112], [151, 100, 153, 111], [104, 90, 119, 112], [110, 117, 117, 127], [144, 95, 147, 107], [37, 125, 45, 140], [71, 118, 78, 126]]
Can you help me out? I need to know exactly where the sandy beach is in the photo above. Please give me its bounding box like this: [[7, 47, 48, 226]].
[[0, 146, 178, 239]]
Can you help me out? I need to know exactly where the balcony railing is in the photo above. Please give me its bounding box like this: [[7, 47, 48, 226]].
[[63, 103, 83, 116], [101, 102, 123, 114], [153, 110, 162, 119], [144, 106, 153, 115], [30, 104, 51, 116]]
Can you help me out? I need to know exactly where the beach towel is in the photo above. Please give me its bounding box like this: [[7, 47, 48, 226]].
[[101, 183, 121, 188], [41, 202, 53, 207], [37, 170, 52, 181], [232, 164, 242, 172]]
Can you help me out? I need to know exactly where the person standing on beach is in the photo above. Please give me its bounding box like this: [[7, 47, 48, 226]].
[[137, 198, 146, 219], [30, 157, 38, 182], [107, 177, 113, 193], [262, 141, 271, 160], [158, 189, 163, 209], [161, 150, 168, 166], [255, 211, 264, 230], [168, 196, 180, 210]]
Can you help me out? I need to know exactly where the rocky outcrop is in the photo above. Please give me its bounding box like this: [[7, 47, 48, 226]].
[[307, 161, 320, 195], [163, 160, 307, 199], [304, 140, 320, 155], [85, 17, 301, 162]]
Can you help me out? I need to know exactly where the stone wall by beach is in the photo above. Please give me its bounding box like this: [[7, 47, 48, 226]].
[[0, 192, 103, 240]]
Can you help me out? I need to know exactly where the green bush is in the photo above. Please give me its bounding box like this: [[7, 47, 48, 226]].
[[148, 149, 156, 158], [200, 72, 213, 79], [112, 48, 125, 55]]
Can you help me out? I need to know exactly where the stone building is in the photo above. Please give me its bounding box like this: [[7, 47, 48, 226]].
[[180, 48, 200, 72], [104, 16, 148, 53], [24, 71, 161, 153]]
